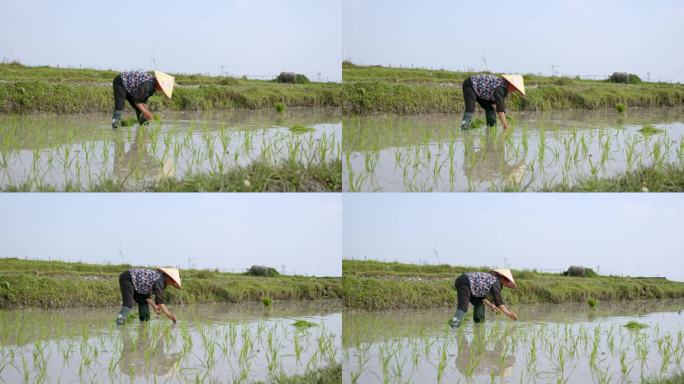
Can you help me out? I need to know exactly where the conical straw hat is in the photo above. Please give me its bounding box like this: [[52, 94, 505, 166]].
[[501, 74, 525, 96], [154, 71, 175, 99], [491, 268, 516, 288], [158, 267, 181, 288]]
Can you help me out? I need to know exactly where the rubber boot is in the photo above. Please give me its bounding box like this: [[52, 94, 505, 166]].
[[112, 110, 123, 129], [485, 110, 497, 127], [115, 306, 131, 325], [473, 303, 486, 323], [138, 303, 151, 321], [460, 112, 474, 130], [450, 309, 467, 328]]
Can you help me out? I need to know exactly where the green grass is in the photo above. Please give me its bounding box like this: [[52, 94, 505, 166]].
[[587, 297, 597, 308], [0, 258, 341, 309], [263, 297, 273, 307], [0, 63, 341, 113], [342, 260, 684, 310], [289, 125, 315, 134], [255, 364, 341, 384], [643, 373, 684, 384], [3, 159, 342, 192], [545, 164, 684, 192], [639, 124, 665, 136], [623, 321, 649, 330], [342, 62, 684, 115], [291, 320, 317, 328]]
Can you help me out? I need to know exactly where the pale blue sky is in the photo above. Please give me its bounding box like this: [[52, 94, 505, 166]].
[[0, 194, 342, 276], [344, 0, 684, 83], [0, 0, 342, 82], [344, 194, 684, 281]]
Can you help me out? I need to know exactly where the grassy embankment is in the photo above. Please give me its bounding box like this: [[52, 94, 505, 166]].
[[0, 62, 341, 113], [342, 259, 684, 310], [0, 258, 341, 310], [342, 62, 684, 115], [256, 364, 341, 384], [543, 165, 684, 192], [3, 160, 342, 193]]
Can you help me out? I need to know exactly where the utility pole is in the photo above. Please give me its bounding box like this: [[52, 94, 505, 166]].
[[433, 240, 439, 264], [221, 65, 228, 76], [503, 257, 511, 268], [481, 49, 488, 72], [187, 257, 197, 269], [551, 65, 559, 77], [118, 240, 124, 264]]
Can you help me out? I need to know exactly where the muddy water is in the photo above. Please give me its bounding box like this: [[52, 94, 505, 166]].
[[343, 108, 684, 191], [0, 301, 341, 383], [0, 109, 340, 190], [343, 300, 684, 383]]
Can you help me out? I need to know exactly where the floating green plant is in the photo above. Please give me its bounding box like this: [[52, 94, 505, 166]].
[[262, 297, 272, 307], [289, 125, 314, 134], [639, 124, 664, 136], [615, 103, 626, 113], [587, 298, 597, 308], [291, 320, 317, 328], [624, 321, 649, 330], [275, 102, 286, 113]]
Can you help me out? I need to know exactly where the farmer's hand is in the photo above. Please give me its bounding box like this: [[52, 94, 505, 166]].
[[143, 111, 154, 121], [509, 312, 518, 321]]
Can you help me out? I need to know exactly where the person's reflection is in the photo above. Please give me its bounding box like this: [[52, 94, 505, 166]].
[[455, 324, 516, 378], [119, 323, 181, 378], [112, 127, 175, 187], [462, 127, 526, 188]]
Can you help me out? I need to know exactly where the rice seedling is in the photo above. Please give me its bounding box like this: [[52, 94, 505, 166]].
[[0, 112, 341, 192], [343, 300, 683, 383], [624, 321, 649, 330]]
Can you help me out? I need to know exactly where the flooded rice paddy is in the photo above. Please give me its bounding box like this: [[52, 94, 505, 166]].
[[0, 301, 341, 383], [343, 300, 684, 383], [0, 109, 340, 190], [343, 109, 684, 191]]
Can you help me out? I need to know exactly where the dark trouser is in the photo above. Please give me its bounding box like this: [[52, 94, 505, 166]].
[[118, 271, 151, 321], [112, 75, 146, 124], [462, 78, 498, 127], [455, 273, 486, 323]]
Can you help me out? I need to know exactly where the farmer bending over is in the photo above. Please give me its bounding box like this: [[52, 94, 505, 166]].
[[450, 269, 518, 327], [461, 74, 525, 130], [116, 267, 181, 325], [112, 71, 174, 128]]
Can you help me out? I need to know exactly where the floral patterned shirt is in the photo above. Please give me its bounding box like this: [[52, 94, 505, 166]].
[[465, 272, 504, 305], [129, 269, 166, 304], [470, 74, 508, 113], [120, 71, 156, 103]]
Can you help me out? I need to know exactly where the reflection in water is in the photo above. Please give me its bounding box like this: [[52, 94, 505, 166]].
[[0, 110, 340, 191], [455, 324, 515, 378], [119, 323, 181, 378], [462, 127, 526, 188], [112, 127, 175, 185], [343, 109, 684, 191], [342, 300, 684, 383], [0, 304, 341, 383]]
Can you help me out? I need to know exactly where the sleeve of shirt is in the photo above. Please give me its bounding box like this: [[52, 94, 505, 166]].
[[130, 81, 156, 104], [490, 280, 504, 306], [153, 279, 165, 305], [494, 86, 507, 113]]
